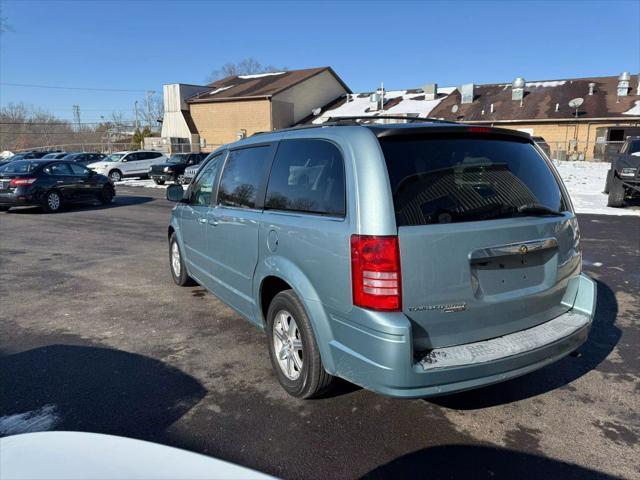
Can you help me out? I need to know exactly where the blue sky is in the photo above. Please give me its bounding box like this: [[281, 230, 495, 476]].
[[1, 0, 638, 122]]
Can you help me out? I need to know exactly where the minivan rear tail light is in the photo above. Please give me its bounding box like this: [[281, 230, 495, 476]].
[[351, 235, 402, 311], [467, 126, 493, 134], [9, 178, 37, 187]]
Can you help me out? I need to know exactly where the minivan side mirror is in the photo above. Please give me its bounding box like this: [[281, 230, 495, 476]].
[[167, 184, 186, 203]]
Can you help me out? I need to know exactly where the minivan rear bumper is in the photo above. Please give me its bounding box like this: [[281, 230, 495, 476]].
[[327, 274, 596, 398]]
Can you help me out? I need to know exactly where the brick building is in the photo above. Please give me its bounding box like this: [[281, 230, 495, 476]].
[[161, 67, 350, 152], [308, 72, 640, 160]]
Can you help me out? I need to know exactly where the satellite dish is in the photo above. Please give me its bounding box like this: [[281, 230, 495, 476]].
[[568, 97, 584, 108], [451, 105, 459, 113]]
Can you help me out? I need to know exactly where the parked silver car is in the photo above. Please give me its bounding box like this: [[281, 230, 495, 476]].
[[165, 119, 596, 399]]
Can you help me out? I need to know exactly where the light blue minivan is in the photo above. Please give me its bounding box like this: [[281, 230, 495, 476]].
[[166, 119, 596, 399]]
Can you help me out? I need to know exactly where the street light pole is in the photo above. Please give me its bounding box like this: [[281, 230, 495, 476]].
[[134, 101, 140, 131]]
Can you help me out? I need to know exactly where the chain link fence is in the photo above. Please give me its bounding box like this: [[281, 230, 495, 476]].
[[543, 140, 625, 162]]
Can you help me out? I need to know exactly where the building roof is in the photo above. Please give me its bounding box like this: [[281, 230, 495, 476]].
[[430, 75, 640, 122], [187, 67, 351, 104], [302, 87, 455, 125], [304, 75, 640, 124]]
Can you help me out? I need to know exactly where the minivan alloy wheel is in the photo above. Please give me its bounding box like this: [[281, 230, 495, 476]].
[[273, 310, 304, 380], [171, 241, 181, 277]]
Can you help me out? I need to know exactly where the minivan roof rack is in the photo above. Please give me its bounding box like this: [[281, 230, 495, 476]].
[[249, 116, 459, 138]]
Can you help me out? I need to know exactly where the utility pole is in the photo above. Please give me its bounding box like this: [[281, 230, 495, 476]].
[[146, 90, 155, 128], [134, 101, 140, 131], [72, 105, 81, 132]]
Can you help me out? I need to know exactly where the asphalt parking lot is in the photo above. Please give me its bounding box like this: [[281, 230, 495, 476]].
[[1, 186, 638, 480]]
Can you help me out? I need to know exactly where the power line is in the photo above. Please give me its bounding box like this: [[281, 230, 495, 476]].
[[0, 82, 149, 93], [0, 121, 136, 125]]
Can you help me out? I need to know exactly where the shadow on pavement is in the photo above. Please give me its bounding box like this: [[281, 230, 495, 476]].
[[362, 444, 617, 480], [5, 195, 154, 214], [0, 345, 206, 438], [428, 279, 619, 409]]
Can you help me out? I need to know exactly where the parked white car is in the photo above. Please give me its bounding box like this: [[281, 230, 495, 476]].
[[87, 151, 167, 183]]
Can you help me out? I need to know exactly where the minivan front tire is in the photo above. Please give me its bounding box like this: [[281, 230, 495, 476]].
[[266, 289, 334, 398], [169, 233, 195, 286]]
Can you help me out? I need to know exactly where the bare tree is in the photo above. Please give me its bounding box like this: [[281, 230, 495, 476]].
[[207, 58, 287, 82]]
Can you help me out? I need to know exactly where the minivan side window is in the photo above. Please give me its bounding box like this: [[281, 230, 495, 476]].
[[217, 146, 268, 209], [265, 139, 345, 216], [190, 154, 223, 206]]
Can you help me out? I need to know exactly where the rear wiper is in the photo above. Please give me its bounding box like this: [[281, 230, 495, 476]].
[[517, 203, 564, 216]]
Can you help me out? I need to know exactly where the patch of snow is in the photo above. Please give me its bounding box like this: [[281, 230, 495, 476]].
[[525, 81, 567, 88], [437, 86, 456, 95], [238, 72, 286, 79], [0, 405, 60, 435], [622, 100, 640, 116], [208, 85, 233, 96], [313, 90, 447, 124], [385, 94, 446, 117], [115, 178, 168, 189], [583, 260, 603, 267], [555, 161, 639, 216]]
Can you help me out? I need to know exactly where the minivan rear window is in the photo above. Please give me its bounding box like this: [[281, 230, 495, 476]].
[[379, 134, 566, 226]]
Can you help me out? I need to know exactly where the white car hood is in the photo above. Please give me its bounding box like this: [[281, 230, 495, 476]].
[[87, 161, 112, 169], [0, 432, 276, 480]]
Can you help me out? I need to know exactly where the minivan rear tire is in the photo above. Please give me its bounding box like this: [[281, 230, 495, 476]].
[[169, 233, 195, 286], [266, 289, 334, 398]]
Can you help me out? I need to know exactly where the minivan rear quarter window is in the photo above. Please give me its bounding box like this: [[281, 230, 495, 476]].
[[218, 146, 268, 209], [379, 133, 566, 226], [266, 139, 345, 216]]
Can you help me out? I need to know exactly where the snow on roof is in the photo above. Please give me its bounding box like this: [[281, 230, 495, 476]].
[[525, 80, 567, 88], [237, 72, 286, 79], [209, 85, 234, 95], [623, 100, 640, 116], [312, 89, 448, 124]]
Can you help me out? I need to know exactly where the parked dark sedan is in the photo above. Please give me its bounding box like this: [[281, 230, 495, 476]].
[[0, 160, 115, 213], [149, 152, 208, 185], [62, 152, 107, 165]]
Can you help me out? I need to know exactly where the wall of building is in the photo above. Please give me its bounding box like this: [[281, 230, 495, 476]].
[[161, 84, 210, 141], [273, 70, 347, 124], [189, 99, 272, 148], [494, 120, 640, 160]]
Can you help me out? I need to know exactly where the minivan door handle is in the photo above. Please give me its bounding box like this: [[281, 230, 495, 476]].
[[469, 237, 558, 263]]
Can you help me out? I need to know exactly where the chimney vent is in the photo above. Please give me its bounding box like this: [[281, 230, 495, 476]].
[[617, 71, 631, 97], [490, 103, 494, 113], [422, 83, 437, 100], [512, 77, 526, 101], [460, 83, 474, 104], [369, 93, 380, 111], [588, 83, 596, 95], [555, 103, 559, 112]]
